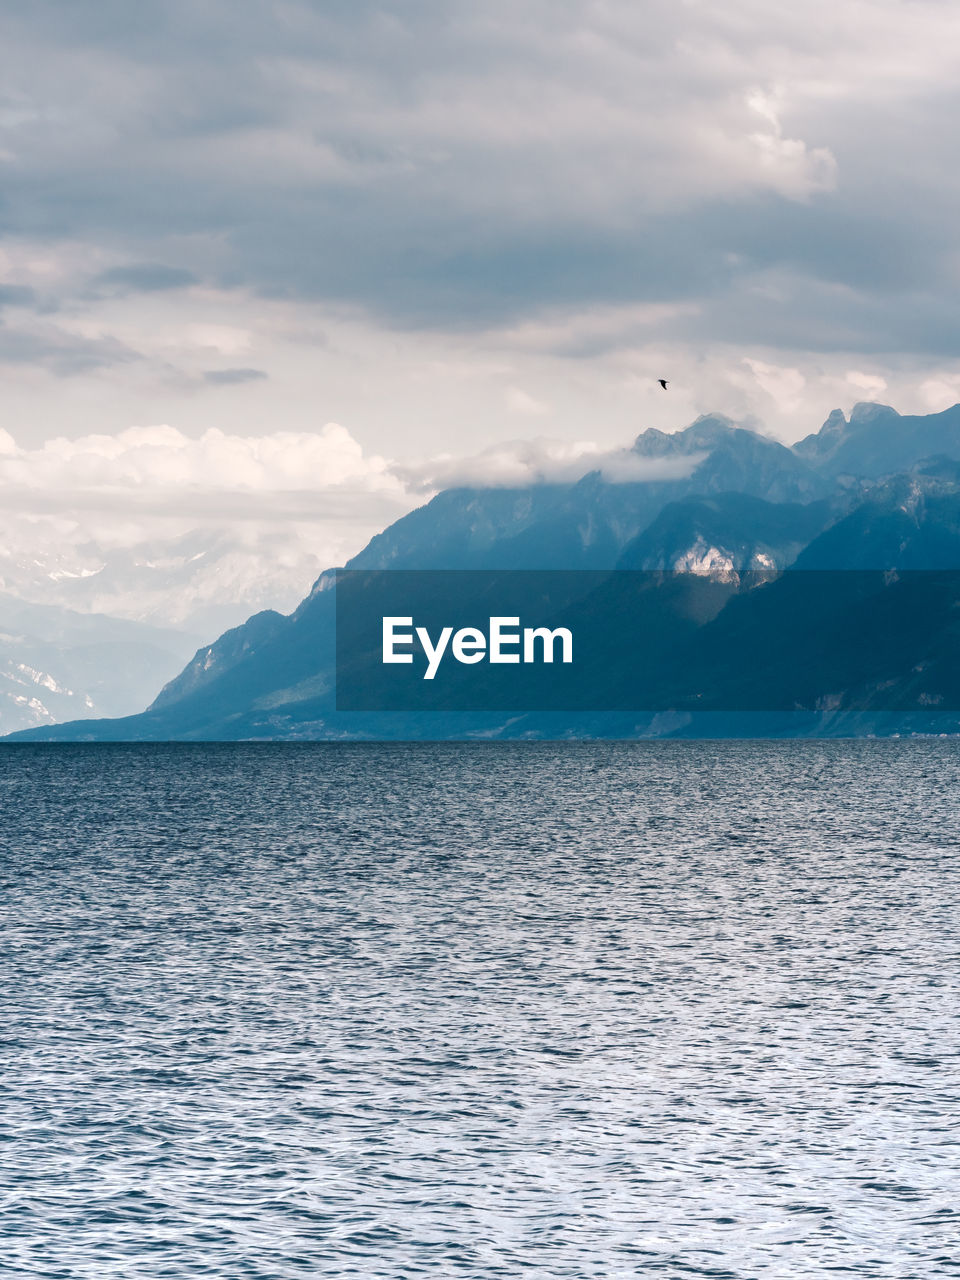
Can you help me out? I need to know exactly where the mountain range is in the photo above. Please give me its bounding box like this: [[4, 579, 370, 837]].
[[10, 401, 960, 741], [0, 526, 330, 733], [0, 595, 200, 732]]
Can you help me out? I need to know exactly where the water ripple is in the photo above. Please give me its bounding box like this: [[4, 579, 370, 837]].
[[0, 740, 958, 1277]]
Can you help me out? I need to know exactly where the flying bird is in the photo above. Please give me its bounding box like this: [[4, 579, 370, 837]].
[[658, 379, 669, 390]]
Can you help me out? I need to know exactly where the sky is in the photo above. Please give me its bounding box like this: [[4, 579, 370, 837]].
[[1, 0, 960, 606]]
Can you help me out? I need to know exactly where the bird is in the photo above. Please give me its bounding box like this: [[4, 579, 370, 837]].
[[658, 379, 669, 390]]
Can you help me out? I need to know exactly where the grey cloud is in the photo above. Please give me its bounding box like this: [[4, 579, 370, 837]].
[[203, 368, 268, 386], [0, 1, 957, 356], [0, 324, 138, 375], [95, 264, 199, 293], [0, 284, 38, 308]]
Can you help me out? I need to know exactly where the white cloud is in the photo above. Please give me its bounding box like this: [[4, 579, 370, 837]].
[[740, 358, 807, 412], [919, 375, 960, 411], [0, 422, 411, 626], [504, 386, 548, 416], [0, 421, 403, 499], [744, 89, 837, 200], [393, 437, 703, 492], [0, 415, 706, 628], [846, 370, 888, 397]]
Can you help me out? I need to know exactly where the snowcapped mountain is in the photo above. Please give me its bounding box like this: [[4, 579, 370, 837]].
[[0, 527, 328, 634], [0, 525, 331, 732]]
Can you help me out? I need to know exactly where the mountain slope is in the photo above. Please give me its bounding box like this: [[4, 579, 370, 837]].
[[10, 403, 960, 742], [617, 493, 838, 571], [793, 474, 960, 570]]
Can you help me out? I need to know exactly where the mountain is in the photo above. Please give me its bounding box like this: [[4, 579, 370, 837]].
[[147, 607, 289, 713], [793, 473, 960, 570], [0, 523, 330, 733], [351, 415, 829, 572], [0, 526, 329, 634], [0, 595, 200, 734], [11, 402, 960, 742], [616, 493, 838, 571], [795, 401, 960, 479], [632, 415, 827, 502]]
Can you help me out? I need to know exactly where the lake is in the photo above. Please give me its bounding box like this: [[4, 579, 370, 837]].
[[1, 741, 957, 1277]]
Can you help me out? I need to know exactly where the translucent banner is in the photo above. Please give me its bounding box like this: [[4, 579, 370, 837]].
[[335, 569, 960, 713]]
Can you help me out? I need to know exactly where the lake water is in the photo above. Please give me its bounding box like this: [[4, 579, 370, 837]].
[[1, 741, 957, 1278]]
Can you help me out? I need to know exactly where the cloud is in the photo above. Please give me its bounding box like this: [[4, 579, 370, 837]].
[[95, 264, 198, 293], [919, 375, 960, 411], [846, 370, 888, 398], [740, 358, 807, 412], [744, 90, 837, 201], [393, 437, 704, 492], [0, 417, 699, 510], [505, 386, 548, 416], [0, 421, 402, 504], [0, 0, 958, 520], [0, 415, 707, 626], [203, 367, 268, 385], [0, 0, 954, 344], [0, 420, 413, 623]]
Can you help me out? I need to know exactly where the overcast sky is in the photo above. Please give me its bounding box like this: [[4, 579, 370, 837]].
[[2, 0, 960, 585]]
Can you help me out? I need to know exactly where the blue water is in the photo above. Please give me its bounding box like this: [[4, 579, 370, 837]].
[[1, 741, 958, 1278]]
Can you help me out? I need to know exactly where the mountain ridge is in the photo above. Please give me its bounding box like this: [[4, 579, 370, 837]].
[[11, 401, 960, 742]]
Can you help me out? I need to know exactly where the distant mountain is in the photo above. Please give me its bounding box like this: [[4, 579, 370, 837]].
[[0, 523, 329, 733], [11, 402, 960, 742], [0, 526, 327, 634], [633, 415, 827, 503], [0, 595, 200, 734], [795, 402, 960, 479]]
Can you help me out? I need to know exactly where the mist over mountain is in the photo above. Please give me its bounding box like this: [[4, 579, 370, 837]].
[[0, 595, 200, 734], [12, 402, 960, 742], [0, 524, 333, 731], [351, 415, 830, 573], [0, 527, 327, 634]]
